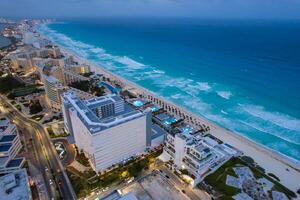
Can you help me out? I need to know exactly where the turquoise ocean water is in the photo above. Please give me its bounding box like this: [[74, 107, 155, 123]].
[[37, 19, 300, 162]]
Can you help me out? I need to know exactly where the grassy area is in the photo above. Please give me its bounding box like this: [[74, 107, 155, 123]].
[[203, 157, 296, 199], [268, 173, 280, 182], [31, 114, 44, 121], [69, 80, 90, 92], [29, 100, 43, 115], [23, 102, 30, 107], [75, 149, 91, 167], [15, 104, 22, 111], [68, 148, 163, 198], [8, 85, 43, 98], [91, 86, 105, 97], [0, 75, 25, 94], [66, 169, 94, 198], [204, 158, 241, 198]]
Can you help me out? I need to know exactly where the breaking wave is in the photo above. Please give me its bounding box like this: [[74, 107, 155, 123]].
[[217, 91, 232, 100]]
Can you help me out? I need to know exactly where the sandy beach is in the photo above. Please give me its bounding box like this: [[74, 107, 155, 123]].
[[39, 29, 300, 195]]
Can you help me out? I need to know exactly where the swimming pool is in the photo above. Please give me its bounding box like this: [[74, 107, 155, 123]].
[[151, 106, 160, 112], [98, 81, 121, 94], [164, 117, 177, 125], [181, 127, 193, 134], [133, 100, 144, 107]]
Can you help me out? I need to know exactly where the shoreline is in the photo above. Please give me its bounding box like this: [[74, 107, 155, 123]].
[[36, 25, 300, 194]]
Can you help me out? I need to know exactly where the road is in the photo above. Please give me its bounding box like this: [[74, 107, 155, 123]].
[[52, 138, 75, 166], [159, 165, 211, 200], [0, 95, 77, 200]]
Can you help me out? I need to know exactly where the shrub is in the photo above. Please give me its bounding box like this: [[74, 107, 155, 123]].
[[29, 100, 43, 114]]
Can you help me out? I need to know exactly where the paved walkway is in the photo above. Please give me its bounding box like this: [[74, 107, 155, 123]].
[[70, 160, 89, 173]]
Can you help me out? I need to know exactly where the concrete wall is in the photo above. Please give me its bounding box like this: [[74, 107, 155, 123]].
[[92, 115, 147, 172]]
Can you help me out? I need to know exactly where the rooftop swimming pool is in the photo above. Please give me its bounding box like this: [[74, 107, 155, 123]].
[[164, 117, 177, 125], [181, 127, 193, 134], [151, 106, 160, 112], [133, 100, 144, 107]]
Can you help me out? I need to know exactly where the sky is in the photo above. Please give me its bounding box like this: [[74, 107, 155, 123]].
[[1, 0, 300, 19]]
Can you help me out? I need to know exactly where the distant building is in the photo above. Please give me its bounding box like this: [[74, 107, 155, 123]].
[[9, 45, 63, 73], [0, 169, 32, 200], [62, 92, 151, 172], [23, 31, 51, 49], [0, 117, 25, 175]]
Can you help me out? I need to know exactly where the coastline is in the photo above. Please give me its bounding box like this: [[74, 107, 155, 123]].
[[36, 26, 300, 194]]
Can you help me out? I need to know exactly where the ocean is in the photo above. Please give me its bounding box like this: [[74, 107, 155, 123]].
[[37, 18, 300, 162]]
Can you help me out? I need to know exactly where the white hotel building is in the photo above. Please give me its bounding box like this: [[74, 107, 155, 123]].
[[0, 117, 25, 175], [161, 131, 238, 187], [41, 74, 67, 112], [62, 92, 152, 172]]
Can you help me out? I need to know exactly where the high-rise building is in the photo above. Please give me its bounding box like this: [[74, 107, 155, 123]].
[[161, 130, 238, 187], [0, 117, 25, 174], [62, 92, 151, 172], [41, 75, 66, 112], [0, 169, 32, 200]]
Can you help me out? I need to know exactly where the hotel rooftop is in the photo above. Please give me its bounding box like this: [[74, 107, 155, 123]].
[[0, 169, 32, 200], [63, 92, 146, 134]]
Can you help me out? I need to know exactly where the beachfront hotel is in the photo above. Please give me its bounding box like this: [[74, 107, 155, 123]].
[[160, 129, 238, 187], [62, 92, 152, 172], [0, 117, 25, 175]]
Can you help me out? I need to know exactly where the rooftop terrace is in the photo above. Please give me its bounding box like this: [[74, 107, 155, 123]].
[[64, 92, 145, 134], [0, 169, 32, 200]]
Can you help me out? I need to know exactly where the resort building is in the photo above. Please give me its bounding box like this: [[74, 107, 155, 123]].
[[160, 129, 238, 187], [41, 74, 67, 111], [8, 44, 63, 73], [62, 68, 90, 85], [62, 92, 152, 172], [0, 169, 32, 200], [0, 117, 25, 175]]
